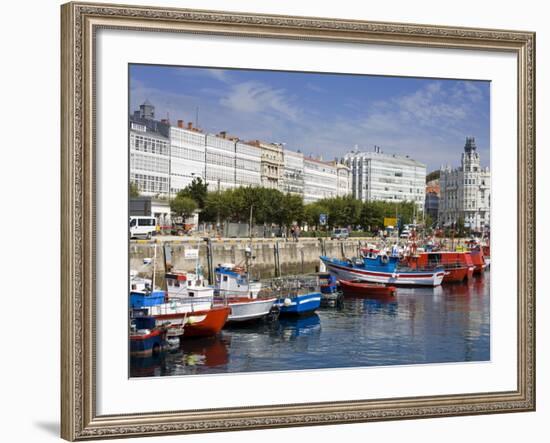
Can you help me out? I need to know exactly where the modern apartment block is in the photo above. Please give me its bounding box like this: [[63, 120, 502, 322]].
[[235, 141, 262, 188], [336, 162, 351, 197], [344, 147, 426, 212], [438, 137, 491, 230], [303, 157, 338, 203]]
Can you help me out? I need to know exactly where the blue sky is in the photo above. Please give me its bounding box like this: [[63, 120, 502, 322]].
[[130, 64, 490, 172]]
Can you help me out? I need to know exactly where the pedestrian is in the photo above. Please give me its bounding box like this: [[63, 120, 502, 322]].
[[295, 226, 300, 242]]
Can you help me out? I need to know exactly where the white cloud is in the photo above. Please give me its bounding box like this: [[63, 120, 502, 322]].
[[205, 69, 232, 83], [219, 81, 300, 121]]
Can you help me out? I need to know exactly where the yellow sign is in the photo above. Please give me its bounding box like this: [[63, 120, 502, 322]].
[[384, 217, 397, 227]]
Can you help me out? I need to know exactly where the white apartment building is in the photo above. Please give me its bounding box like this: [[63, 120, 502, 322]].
[[205, 133, 236, 191], [439, 137, 491, 230], [344, 148, 426, 212], [235, 141, 262, 187], [335, 162, 351, 197], [281, 149, 304, 196], [303, 157, 338, 203], [169, 121, 206, 195], [129, 121, 170, 196]]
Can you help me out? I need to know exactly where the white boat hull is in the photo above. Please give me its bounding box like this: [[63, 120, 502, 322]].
[[323, 261, 444, 287], [225, 298, 277, 322]]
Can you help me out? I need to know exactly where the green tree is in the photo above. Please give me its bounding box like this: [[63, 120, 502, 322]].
[[177, 177, 208, 209], [201, 190, 232, 222], [303, 202, 328, 228], [129, 181, 140, 198], [275, 193, 304, 231], [170, 196, 197, 222], [426, 170, 441, 183]]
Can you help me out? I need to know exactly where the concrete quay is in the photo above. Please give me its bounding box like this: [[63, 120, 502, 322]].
[[130, 237, 375, 281]]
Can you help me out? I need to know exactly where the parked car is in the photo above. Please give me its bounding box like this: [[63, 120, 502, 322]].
[[400, 230, 411, 239], [331, 228, 349, 240]]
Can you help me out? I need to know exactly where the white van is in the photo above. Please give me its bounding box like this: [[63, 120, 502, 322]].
[[129, 216, 156, 239]]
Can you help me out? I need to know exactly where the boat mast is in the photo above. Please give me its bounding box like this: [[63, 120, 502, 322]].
[[152, 241, 157, 292]]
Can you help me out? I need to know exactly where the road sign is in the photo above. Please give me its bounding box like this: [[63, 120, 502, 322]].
[[384, 217, 397, 227], [319, 213, 327, 226]]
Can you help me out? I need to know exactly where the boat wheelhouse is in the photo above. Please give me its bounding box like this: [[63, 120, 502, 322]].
[[214, 264, 262, 299], [406, 251, 474, 283], [213, 264, 275, 322], [165, 270, 214, 312]]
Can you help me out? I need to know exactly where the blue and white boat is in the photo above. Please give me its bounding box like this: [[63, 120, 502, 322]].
[[320, 254, 445, 287], [276, 292, 322, 316], [270, 276, 321, 316]]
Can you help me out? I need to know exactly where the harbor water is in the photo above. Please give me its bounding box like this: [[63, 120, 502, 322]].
[[130, 272, 490, 377]]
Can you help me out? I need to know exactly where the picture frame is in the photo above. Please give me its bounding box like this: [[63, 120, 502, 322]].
[[60, 1, 536, 440]]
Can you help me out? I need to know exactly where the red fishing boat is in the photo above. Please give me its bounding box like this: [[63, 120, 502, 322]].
[[339, 280, 397, 297], [406, 252, 474, 283], [151, 305, 230, 338]]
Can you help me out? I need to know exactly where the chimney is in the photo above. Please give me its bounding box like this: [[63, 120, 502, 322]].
[[187, 122, 193, 130], [177, 120, 184, 129]]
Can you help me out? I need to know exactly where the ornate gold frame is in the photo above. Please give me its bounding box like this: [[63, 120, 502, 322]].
[[61, 2, 536, 440]]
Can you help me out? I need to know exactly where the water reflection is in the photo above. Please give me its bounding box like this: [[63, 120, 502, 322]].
[[278, 314, 321, 340], [131, 271, 490, 377]]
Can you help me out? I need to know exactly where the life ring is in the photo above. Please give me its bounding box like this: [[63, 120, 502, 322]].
[[380, 255, 389, 264]]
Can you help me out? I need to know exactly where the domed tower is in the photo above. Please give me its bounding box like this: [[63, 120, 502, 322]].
[[461, 136, 480, 172]]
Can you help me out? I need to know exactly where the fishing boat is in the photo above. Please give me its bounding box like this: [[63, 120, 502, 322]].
[[129, 315, 168, 358], [131, 272, 229, 338], [339, 280, 397, 297], [406, 251, 474, 283], [270, 276, 321, 316], [214, 264, 276, 322], [320, 254, 445, 286]]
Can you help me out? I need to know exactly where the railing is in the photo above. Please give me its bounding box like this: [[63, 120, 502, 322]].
[[156, 295, 214, 313], [258, 276, 320, 298]]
